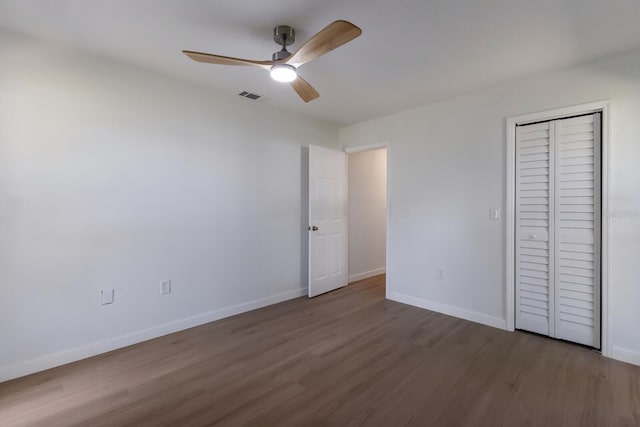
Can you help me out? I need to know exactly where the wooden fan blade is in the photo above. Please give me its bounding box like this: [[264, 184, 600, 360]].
[[183, 50, 276, 70], [286, 20, 362, 66], [291, 76, 319, 103]]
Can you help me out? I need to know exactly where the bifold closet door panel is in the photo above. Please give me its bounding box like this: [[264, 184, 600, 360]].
[[553, 113, 601, 348], [515, 121, 555, 336]]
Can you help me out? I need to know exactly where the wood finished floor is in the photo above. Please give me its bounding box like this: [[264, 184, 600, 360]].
[[1, 275, 639, 427]]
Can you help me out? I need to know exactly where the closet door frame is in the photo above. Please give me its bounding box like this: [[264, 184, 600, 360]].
[[506, 100, 611, 356]]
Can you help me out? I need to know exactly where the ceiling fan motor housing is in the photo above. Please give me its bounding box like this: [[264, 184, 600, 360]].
[[273, 25, 295, 46], [272, 25, 295, 61]]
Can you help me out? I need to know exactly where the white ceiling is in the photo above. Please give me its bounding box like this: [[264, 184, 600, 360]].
[[1, 0, 640, 125]]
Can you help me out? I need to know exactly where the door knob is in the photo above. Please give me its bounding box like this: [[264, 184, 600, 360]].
[[309, 226, 319, 231]]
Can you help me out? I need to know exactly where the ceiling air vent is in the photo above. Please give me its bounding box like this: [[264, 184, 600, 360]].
[[238, 91, 261, 100]]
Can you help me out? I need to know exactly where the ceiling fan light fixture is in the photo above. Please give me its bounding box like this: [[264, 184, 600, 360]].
[[183, 20, 362, 102], [270, 64, 297, 82]]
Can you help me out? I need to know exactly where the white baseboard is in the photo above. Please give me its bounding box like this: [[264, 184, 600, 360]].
[[0, 287, 307, 383], [611, 346, 640, 366], [349, 267, 386, 283], [388, 291, 507, 330]]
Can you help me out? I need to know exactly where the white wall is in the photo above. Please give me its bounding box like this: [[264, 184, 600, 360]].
[[348, 149, 386, 282], [0, 32, 339, 381], [340, 49, 640, 365]]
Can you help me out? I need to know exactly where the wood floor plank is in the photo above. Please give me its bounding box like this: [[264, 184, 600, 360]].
[[1, 274, 638, 426]]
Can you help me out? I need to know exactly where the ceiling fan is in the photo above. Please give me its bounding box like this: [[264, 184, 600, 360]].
[[183, 20, 362, 103]]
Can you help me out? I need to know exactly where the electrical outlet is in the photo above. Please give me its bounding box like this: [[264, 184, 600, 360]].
[[160, 280, 172, 295], [101, 288, 114, 305], [436, 268, 445, 281]]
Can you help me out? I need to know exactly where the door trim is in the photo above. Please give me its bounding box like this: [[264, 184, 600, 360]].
[[506, 101, 611, 356], [344, 141, 391, 299]]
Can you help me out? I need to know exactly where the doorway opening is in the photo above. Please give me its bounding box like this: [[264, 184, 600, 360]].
[[307, 143, 389, 298], [347, 148, 387, 285]]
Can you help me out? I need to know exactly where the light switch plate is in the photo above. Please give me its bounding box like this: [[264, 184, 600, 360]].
[[490, 208, 501, 220], [160, 280, 172, 295], [101, 288, 114, 305]]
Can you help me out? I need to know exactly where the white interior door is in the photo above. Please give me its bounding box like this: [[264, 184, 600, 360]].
[[515, 113, 601, 348], [515, 120, 555, 337], [553, 113, 601, 348], [308, 145, 348, 297]]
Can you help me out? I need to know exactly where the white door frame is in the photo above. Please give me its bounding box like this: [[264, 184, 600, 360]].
[[505, 101, 611, 356], [344, 142, 391, 299]]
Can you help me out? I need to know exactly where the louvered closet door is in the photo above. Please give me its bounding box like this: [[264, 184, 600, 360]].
[[515, 121, 555, 337], [515, 113, 601, 349], [554, 113, 601, 348]]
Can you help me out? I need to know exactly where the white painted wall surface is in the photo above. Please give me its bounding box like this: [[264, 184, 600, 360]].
[[0, 32, 338, 381], [348, 149, 386, 282], [340, 49, 640, 365]]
